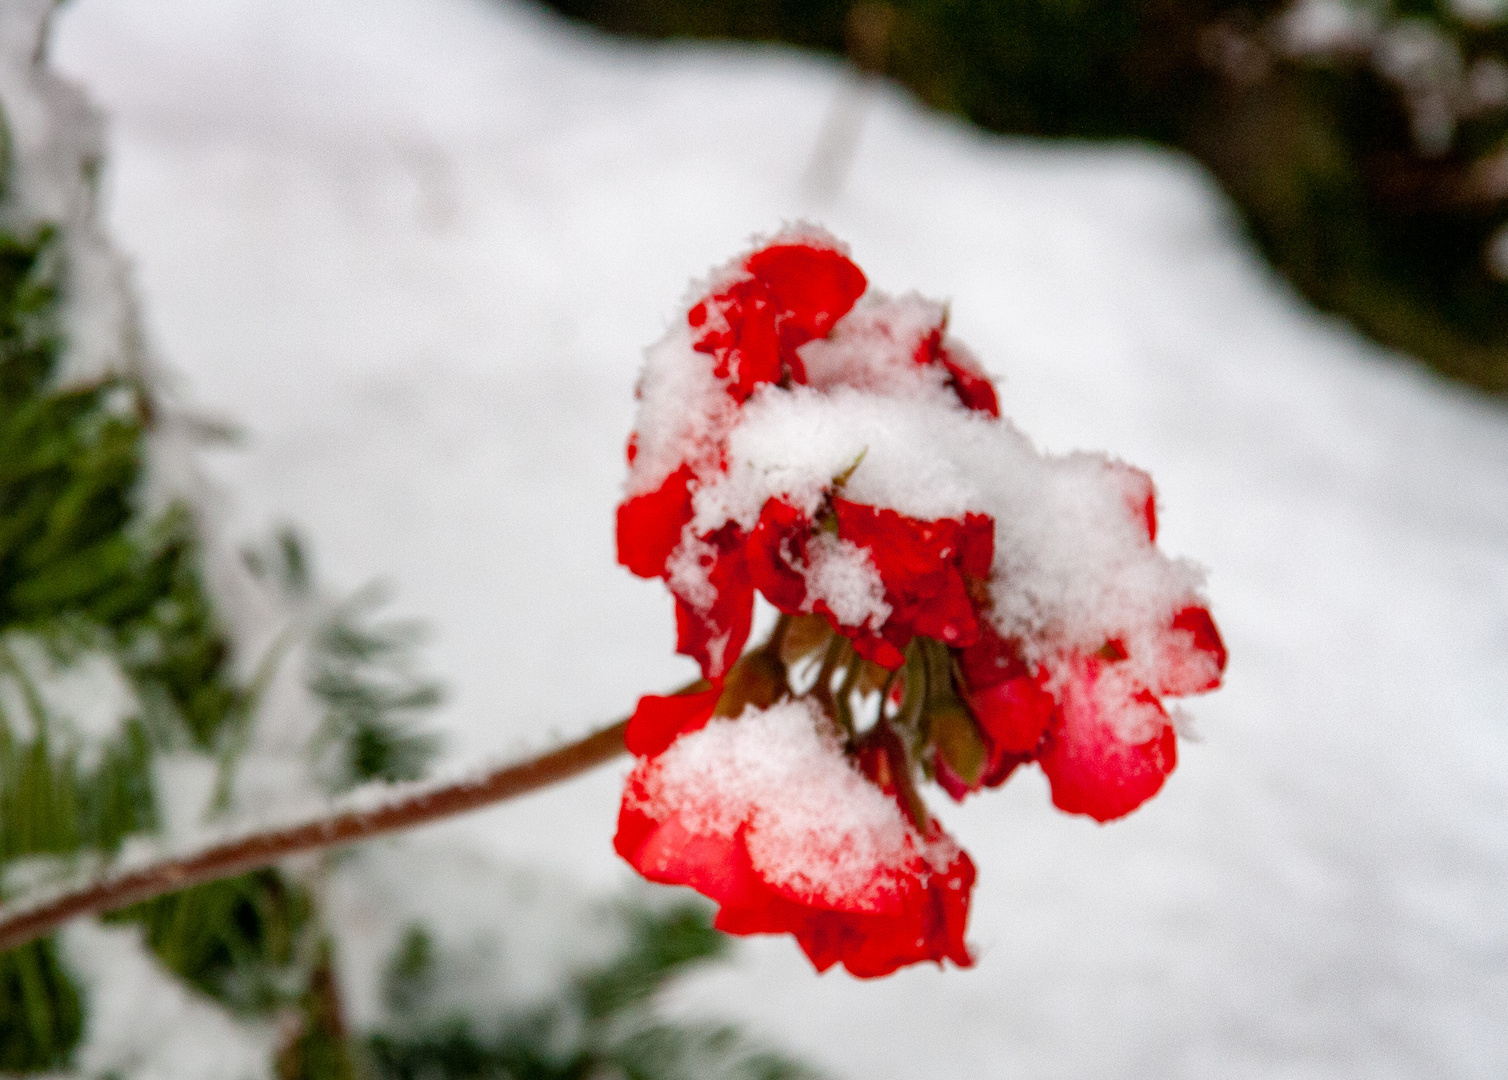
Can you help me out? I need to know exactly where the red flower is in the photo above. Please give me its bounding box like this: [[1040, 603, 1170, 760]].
[[910, 321, 1000, 416], [1163, 604, 1227, 693], [1036, 656, 1178, 823], [615, 702, 974, 978], [937, 343, 1000, 416], [689, 278, 782, 403], [1102, 460, 1157, 542], [747, 496, 997, 670], [745, 498, 812, 613], [615, 231, 1230, 974], [745, 242, 868, 353]]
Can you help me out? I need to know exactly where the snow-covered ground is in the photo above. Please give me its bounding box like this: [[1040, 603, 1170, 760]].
[[50, 0, 1508, 1076]]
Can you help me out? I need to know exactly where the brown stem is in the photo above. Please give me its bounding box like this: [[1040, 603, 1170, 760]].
[[764, 613, 792, 660], [0, 719, 628, 956]]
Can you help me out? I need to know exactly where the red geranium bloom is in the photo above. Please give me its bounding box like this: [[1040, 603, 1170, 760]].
[[747, 496, 996, 669], [909, 319, 1000, 417], [745, 497, 812, 614], [614, 229, 1229, 973], [624, 682, 724, 757], [615, 701, 974, 978], [1163, 604, 1227, 693], [941, 626, 1057, 797]]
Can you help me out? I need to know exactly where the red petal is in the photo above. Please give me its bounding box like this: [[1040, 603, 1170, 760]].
[[1104, 461, 1157, 542], [1038, 662, 1177, 823], [911, 324, 945, 366], [845, 629, 908, 671], [937, 344, 999, 416], [831, 499, 990, 653], [909, 572, 982, 647], [1151, 604, 1227, 695], [969, 673, 1055, 756], [744, 243, 867, 348], [1173, 605, 1227, 678], [746, 498, 811, 613], [958, 513, 995, 579], [691, 278, 783, 403], [673, 528, 754, 679], [623, 682, 724, 757], [792, 846, 975, 978], [616, 744, 975, 979], [957, 623, 1029, 691], [618, 805, 765, 912], [616, 464, 694, 579]]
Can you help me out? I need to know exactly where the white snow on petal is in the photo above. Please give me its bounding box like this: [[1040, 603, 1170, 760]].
[[630, 700, 950, 907], [798, 292, 954, 400], [665, 531, 720, 612], [801, 531, 891, 628], [625, 320, 737, 498]]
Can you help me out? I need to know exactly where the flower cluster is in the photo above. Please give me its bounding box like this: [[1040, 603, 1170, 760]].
[[613, 229, 1226, 978]]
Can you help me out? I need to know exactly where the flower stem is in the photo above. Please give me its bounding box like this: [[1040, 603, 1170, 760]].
[[811, 634, 851, 716], [833, 653, 863, 737], [0, 718, 629, 955]]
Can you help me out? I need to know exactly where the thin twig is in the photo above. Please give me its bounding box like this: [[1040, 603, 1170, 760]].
[[0, 718, 629, 955]]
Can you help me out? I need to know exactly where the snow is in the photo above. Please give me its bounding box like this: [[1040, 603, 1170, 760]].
[[628, 700, 949, 905], [47, 0, 1508, 1077], [323, 834, 632, 1032], [800, 532, 890, 628], [61, 921, 275, 1080], [697, 379, 1208, 678]]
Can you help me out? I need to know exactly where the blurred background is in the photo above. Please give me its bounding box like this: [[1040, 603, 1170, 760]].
[[545, 0, 1508, 397], [0, 0, 1501, 1076]]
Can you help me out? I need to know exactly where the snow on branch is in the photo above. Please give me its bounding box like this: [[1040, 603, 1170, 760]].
[[0, 718, 629, 954]]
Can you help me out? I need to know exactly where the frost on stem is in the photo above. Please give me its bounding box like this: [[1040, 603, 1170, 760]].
[[614, 227, 1227, 978]]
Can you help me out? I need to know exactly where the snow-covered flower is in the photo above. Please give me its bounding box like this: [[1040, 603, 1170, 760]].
[[613, 229, 1227, 975], [616, 701, 974, 979]]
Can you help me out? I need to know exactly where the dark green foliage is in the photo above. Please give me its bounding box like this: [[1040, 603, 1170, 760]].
[[102, 870, 314, 1013], [0, 938, 83, 1071], [114, 506, 249, 751], [0, 219, 247, 750], [245, 527, 443, 789], [0, 710, 156, 863], [0, 223, 145, 1071], [309, 585, 443, 789], [0, 208, 433, 1072], [367, 903, 820, 1080], [275, 939, 360, 1080], [575, 902, 730, 1021], [0, 184, 283, 1068], [537, 0, 1508, 395]]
